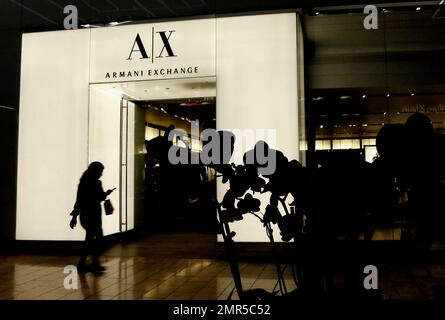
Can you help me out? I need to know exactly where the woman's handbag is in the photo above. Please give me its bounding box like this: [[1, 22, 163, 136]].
[[104, 199, 114, 215]]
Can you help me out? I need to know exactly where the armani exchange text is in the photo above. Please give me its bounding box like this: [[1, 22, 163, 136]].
[[104, 66, 199, 79]]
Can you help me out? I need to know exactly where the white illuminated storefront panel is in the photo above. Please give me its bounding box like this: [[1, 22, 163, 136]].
[[17, 13, 301, 241]]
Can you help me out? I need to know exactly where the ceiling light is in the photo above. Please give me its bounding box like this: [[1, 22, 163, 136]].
[[312, 96, 324, 101], [386, 94, 390, 98], [340, 95, 352, 100], [315, 12, 320, 15], [383, 112, 387, 115], [320, 125, 324, 129], [180, 100, 206, 107], [382, 123, 385, 126], [108, 21, 133, 26], [362, 124, 368, 127], [416, 7, 421, 11], [411, 93, 415, 96], [81, 24, 102, 28], [362, 94, 366, 99], [441, 0, 444, 5]]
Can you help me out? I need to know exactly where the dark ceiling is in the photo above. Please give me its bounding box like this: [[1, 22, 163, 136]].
[[1, 0, 442, 31]]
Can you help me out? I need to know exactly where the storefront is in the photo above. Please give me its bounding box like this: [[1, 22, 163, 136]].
[[16, 12, 305, 242]]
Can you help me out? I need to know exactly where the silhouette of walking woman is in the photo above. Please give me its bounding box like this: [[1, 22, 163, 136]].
[[69, 162, 115, 272]]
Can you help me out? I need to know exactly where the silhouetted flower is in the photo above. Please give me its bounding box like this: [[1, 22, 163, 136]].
[[250, 176, 266, 193], [213, 163, 235, 183], [220, 208, 243, 223], [278, 214, 299, 242], [237, 193, 261, 214]]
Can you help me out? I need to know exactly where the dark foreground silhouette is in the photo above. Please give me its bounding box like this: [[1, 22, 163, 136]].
[[209, 113, 445, 300]]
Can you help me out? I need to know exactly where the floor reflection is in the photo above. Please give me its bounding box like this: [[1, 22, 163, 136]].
[[1, 233, 445, 300]]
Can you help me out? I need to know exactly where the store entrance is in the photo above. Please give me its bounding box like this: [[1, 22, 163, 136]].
[[138, 91, 217, 233], [88, 77, 217, 237]]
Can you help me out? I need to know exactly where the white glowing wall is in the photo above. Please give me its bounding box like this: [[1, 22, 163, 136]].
[[216, 13, 299, 242], [17, 30, 90, 240], [88, 86, 122, 236]]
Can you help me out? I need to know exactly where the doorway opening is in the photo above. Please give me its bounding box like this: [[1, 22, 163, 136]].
[[88, 77, 217, 238]]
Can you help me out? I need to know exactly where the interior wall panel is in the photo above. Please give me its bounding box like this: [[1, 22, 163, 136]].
[[17, 29, 90, 240]]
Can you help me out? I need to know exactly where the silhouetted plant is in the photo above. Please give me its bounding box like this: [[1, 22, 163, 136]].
[[206, 135, 306, 300], [206, 112, 445, 301]]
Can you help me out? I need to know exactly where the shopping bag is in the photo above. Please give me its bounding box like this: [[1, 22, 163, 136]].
[[104, 199, 114, 215]]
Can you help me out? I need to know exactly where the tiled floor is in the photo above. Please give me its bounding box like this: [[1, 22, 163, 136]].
[[0, 254, 295, 300], [1, 233, 445, 300], [0, 233, 295, 300]]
